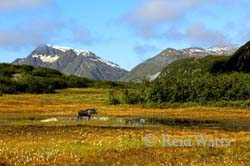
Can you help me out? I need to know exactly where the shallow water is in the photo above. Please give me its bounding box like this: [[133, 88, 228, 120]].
[[1, 116, 250, 131]]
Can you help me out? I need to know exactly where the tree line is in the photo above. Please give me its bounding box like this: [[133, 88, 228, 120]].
[[109, 55, 250, 107], [0, 63, 125, 94]]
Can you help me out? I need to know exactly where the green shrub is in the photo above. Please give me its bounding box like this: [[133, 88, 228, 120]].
[[0, 63, 135, 94], [0, 77, 17, 93], [122, 89, 143, 104], [65, 75, 91, 88], [133, 72, 250, 106], [107, 89, 120, 105], [32, 67, 62, 77]]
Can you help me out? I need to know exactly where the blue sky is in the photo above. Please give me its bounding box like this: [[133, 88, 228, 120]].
[[0, 0, 250, 70]]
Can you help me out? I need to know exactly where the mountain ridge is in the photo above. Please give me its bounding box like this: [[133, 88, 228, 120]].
[[13, 44, 127, 81], [120, 45, 239, 82], [222, 41, 250, 72]]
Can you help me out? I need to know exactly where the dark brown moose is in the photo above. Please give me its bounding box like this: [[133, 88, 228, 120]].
[[77, 108, 97, 121]]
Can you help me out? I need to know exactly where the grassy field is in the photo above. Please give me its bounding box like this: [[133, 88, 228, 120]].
[[0, 88, 250, 165]]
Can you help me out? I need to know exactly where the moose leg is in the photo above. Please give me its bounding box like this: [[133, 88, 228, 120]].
[[77, 115, 83, 121], [77, 115, 81, 121], [88, 115, 91, 121]]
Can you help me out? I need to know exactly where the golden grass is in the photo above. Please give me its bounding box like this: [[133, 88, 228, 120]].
[[1, 88, 250, 119], [0, 88, 250, 165]]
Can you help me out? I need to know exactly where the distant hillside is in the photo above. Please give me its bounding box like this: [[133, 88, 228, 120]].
[[119, 42, 250, 105], [13, 44, 128, 81], [222, 41, 250, 72], [158, 55, 230, 79], [0, 63, 125, 94], [120, 46, 238, 82]]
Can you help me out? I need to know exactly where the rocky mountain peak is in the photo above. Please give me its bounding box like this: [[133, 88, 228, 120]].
[[13, 44, 127, 80], [120, 45, 239, 82]]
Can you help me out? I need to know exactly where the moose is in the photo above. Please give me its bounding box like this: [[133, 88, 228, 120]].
[[77, 108, 97, 121]]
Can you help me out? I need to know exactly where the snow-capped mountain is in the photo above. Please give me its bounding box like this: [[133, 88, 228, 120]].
[[120, 45, 239, 82], [13, 44, 127, 81], [181, 46, 239, 56]]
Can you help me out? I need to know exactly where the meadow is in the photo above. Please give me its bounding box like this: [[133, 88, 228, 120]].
[[0, 88, 250, 165]]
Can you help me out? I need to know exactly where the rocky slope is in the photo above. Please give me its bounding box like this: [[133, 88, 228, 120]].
[[120, 46, 238, 82], [13, 44, 128, 81], [222, 41, 250, 72]]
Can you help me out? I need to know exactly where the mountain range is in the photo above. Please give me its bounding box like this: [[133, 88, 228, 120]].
[[157, 41, 250, 82], [120, 46, 239, 82], [13, 44, 239, 81], [138, 41, 250, 104], [13, 44, 128, 81]]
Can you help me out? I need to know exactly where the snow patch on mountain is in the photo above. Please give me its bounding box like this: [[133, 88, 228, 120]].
[[206, 46, 239, 54], [96, 57, 120, 68], [180, 46, 239, 56], [42, 44, 121, 68], [13, 44, 128, 81], [47, 44, 91, 56], [90, 56, 120, 68], [32, 54, 60, 63]]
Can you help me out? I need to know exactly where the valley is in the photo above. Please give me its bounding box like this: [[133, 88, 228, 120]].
[[0, 88, 250, 165], [1, 1, 249, 165]]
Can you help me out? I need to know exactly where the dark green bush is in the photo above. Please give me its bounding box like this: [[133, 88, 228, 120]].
[[32, 67, 62, 77], [107, 89, 120, 105], [65, 75, 91, 88], [0, 77, 18, 93], [0, 63, 135, 94], [26, 77, 55, 93], [141, 72, 250, 104], [122, 89, 143, 104]]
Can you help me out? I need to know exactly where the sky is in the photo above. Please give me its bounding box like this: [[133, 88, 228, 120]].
[[0, 0, 250, 70]]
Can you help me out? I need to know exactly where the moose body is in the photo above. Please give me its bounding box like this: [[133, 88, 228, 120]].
[[78, 108, 97, 121]]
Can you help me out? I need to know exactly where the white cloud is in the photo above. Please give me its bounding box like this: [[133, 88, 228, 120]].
[[0, 0, 52, 10], [127, 0, 194, 24], [186, 23, 228, 45], [0, 19, 63, 50], [0, 18, 96, 51], [123, 0, 244, 45], [124, 0, 214, 37], [162, 23, 228, 46]]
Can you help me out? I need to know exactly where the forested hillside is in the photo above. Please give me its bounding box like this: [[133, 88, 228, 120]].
[[115, 42, 250, 106], [0, 64, 124, 94]]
